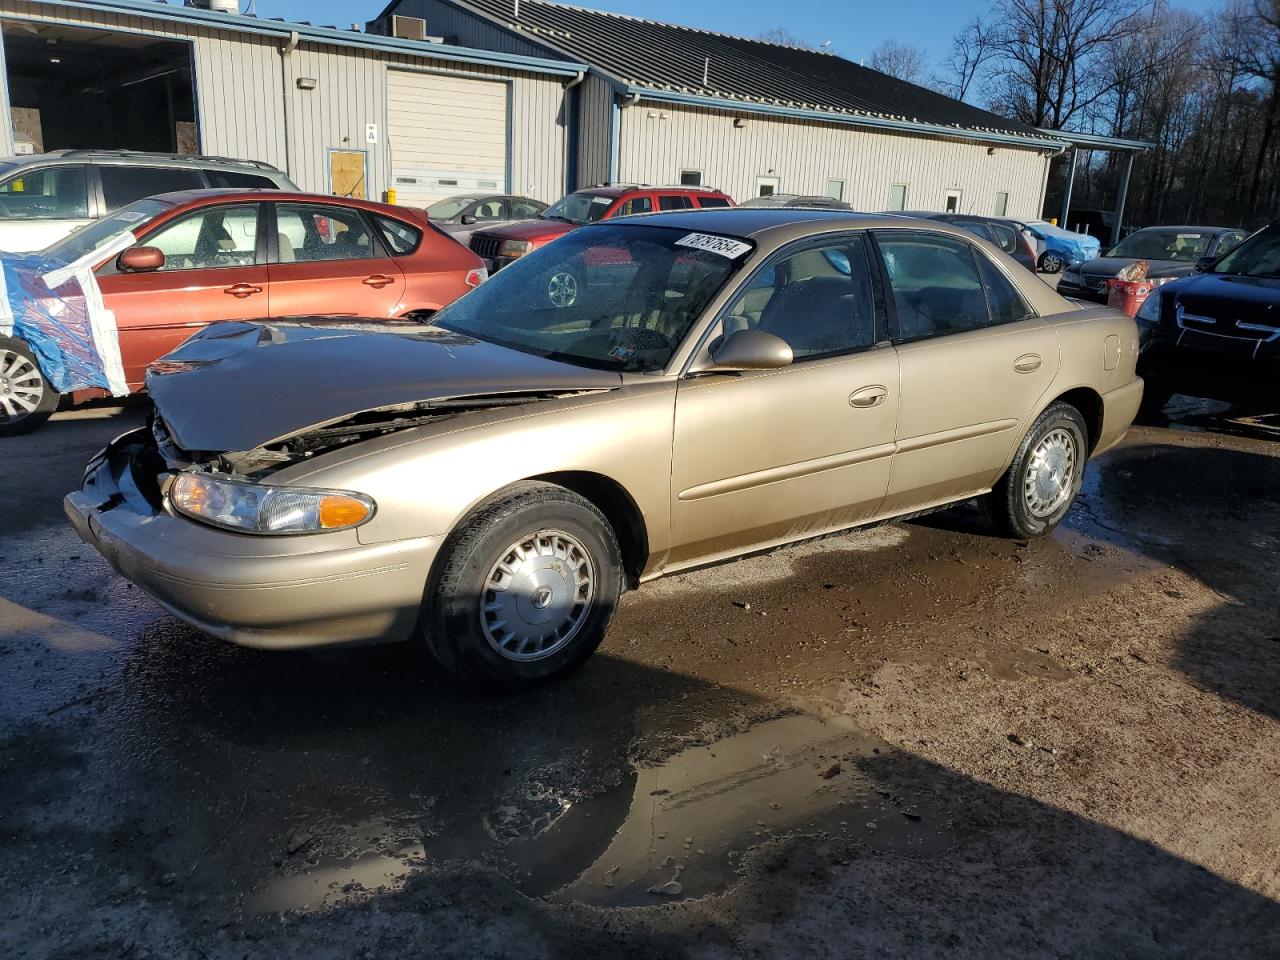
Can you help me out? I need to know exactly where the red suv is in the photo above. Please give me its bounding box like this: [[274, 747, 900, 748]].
[[1, 190, 486, 434], [468, 184, 735, 270]]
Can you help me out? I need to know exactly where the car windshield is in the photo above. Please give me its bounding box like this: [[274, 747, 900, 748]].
[[541, 191, 615, 225], [1211, 224, 1279, 278], [44, 198, 173, 263], [433, 223, 751, 373], [1108, 229, 1211, 261], [426, 197, 479, 221]]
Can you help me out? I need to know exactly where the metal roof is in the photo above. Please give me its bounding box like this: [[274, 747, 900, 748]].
[[418, 0, 1064, 147], [30, 0, 588, 76], [1035, 129, 1155, 152]]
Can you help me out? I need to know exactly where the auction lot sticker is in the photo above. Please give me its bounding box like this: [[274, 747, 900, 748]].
[[675, 233, 752, 259]]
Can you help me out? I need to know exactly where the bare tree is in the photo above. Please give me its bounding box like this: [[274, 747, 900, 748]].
[[868, 40, 929, 83], [937, 17, 993, 101], [757, 27, 825, 51], [973, 0, 1148, 130]]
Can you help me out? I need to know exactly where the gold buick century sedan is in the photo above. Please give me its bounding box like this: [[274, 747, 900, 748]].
[[66, 209, 1143, 689]]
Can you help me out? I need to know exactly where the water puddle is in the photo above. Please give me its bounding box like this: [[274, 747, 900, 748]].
[[243, 713, 947, 913], [508, 712, 947, 906]]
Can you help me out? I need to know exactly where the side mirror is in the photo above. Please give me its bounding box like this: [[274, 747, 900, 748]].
[[460, 214, 477, 225], [118, 246, 165, 273], [706, 329, 793, 372], [1194, 256, 1215, 273]]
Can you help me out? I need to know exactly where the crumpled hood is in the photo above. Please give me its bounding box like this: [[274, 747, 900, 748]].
[[1077, 256, 1195, 280], [146, 319, 622, 453]]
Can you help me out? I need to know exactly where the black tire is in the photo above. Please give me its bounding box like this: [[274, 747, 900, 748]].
[[422, 481, 623, 691], [1039, 252, 1065, 274], [0, 335, 59, 437], [985, 402, 1088, 539]]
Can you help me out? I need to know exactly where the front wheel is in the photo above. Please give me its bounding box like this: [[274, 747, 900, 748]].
[[1039, 252, 1066, 274], [422, 481, 623, 690], [985, 403, 1088, 539], [0, 336, 59, 436]]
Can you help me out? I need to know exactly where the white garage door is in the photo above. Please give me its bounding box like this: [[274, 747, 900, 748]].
[[387, 71, 509, 206]]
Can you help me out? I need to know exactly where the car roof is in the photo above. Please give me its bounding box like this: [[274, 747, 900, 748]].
[[1, 150, 282, 172], [573, 184, 727, 197], [1127, 224, 1234, 233], [142, 188, 411, 216], [599, 208, 986, 242]]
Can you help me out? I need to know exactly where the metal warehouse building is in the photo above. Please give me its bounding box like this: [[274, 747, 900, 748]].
[[0, 0, 586, 203], [381, 0, 1068, 217]]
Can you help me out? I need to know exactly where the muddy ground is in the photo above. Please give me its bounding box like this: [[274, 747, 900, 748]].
[[1, 399, 1277, 959]]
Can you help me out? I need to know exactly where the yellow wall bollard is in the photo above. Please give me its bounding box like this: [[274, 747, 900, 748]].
[[1050, 217, 1058, 226], [384, 188, 397, 205]]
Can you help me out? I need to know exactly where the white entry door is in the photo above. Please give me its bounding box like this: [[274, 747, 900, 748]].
[[755, 175, 780, 198]]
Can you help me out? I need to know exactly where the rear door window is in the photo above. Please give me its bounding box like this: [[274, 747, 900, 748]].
[[0, 165, 89, 220], [275, 203, 379, 263], [511, 198, 544, 218], [101, 166, 205, 213], [875, 231, 991, 341], [658, 195, 694, 211]]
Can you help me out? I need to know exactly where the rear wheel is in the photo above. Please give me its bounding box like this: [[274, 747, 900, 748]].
[[986, 403, 1087, 539], [0, 336, 59, 437], [422, 481, 623, 690], [1039, 252, 1066, 274]]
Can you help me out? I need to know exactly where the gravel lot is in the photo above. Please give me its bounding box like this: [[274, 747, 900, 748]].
[[1, 398, 1277, 959]]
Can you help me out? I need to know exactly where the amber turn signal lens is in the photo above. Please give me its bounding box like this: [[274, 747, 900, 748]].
[[317, 495, 373, 529]]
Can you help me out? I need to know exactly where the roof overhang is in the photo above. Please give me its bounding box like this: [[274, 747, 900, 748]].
[[18, 0, 589, 77], [1035, 129, 1155, 152], [627, 87, 1071, 152]]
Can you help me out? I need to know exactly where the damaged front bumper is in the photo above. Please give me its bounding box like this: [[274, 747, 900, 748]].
[[64, 426, 441, 649]]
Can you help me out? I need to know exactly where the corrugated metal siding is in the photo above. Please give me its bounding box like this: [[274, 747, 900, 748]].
[[619, 100, 1048, 218], [575, 72, 611, 189], [2, 1, 569, 200], [386, 0, 556, 58]]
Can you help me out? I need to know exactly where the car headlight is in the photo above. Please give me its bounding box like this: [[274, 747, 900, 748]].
[[168, 473, 375, 535], [1135, 287, 1163, 326], [497, 239, 533, 259]]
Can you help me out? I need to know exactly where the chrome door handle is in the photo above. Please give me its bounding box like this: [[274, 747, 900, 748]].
[[849, 385, 888, 408], [1013, 353, 1042, 374], [363, 275, 394, 288], [223, 283, 262, 298]]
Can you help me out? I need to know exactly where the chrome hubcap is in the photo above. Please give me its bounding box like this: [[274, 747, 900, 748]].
[[481, 530, 595, 661], [1024, 427, 1077, 518], [0, 348, 44, 422], [547, 271, 579, 308]]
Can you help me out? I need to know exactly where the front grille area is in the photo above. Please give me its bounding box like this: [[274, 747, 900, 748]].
[[470, 235, 501, 259], [1177, 304, 1280, 342]]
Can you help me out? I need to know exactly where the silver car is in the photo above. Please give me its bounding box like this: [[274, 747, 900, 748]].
[[427, 194, 548, 245]]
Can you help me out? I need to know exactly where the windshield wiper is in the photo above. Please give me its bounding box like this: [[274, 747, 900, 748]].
[[541, 214, 579, 225]]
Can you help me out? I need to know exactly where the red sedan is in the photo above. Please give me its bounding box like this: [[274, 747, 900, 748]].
[[1, 189, 485, 432]]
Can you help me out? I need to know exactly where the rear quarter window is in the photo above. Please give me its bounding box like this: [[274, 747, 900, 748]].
[[375, 214, 423, 254], [205, 170, 281, 189], [697, 196, 731, 208]]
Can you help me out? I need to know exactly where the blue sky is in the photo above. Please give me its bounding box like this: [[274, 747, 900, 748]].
[[256, 0, 1222, 67]]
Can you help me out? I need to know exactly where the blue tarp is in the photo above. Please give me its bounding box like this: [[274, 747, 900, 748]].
[[0, 238, 129, 396], [1025, 222, 1102, 265], [0, 254, 111, 394]]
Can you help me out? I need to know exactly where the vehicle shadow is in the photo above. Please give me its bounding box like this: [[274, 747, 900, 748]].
[[35, 617, 1267, 958], [1082, 440, 1280, 722]]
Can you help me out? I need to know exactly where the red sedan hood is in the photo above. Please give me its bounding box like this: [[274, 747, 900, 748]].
[[479, 218, 577, 244]]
